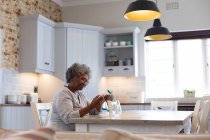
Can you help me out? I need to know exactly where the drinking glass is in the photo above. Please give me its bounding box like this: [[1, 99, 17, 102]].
[[112, 100, 122, 116]]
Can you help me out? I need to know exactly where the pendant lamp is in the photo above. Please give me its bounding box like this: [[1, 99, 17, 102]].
[[124, 0, 161, 21], [144, 18, 172, 40]]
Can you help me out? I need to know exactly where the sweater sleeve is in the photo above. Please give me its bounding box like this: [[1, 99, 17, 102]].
[[54, 93, 80, 124]]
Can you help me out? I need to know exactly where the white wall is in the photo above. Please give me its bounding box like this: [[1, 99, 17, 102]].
[[38, 74, 64, 102]]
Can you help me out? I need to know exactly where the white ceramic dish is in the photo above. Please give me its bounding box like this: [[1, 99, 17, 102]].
[[120, 41, 126, 46], [112, 42, 118, 46], [105, 42, 112, 47]]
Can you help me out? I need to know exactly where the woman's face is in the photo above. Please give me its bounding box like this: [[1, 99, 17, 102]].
[[71, 74, 89, 90]]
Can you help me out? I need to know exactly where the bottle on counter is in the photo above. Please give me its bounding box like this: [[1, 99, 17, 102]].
[[101, 101, 109, 116], [107, 90, 114, 101]]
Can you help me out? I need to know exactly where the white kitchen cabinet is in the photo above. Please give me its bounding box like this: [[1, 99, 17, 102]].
[[0, 106, 35, 130], [19, 14, 55, 74], [121, 105, 147, 111], [54, 23, 103, 99], [121, 105, 139, 110], [101, 27, 140, 77]]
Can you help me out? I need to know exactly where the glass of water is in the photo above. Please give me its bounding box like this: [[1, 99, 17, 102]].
[[112, 100, 122, 116]]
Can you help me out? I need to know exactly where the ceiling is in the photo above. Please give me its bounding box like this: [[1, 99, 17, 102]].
[[52, 0, 125, 7]]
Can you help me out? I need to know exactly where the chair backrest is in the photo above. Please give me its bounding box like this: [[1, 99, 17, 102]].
[[151, 101, 178, 111], [191, 100, 201, 133], [198, 100, 210, 134], [191, 100, 210, 134], [201, 94, 210, 100], [31, 102, 52, 128]]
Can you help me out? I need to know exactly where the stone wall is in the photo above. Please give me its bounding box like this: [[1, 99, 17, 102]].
[[0, 0, 62, 70]]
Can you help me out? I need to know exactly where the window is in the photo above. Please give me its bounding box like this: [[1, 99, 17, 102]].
[[146, 38, 209, 98], [176, 39, 205, 97], [146, 41, 175, 98]]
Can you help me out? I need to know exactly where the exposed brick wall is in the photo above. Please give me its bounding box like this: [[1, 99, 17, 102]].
[[0, 0, 62, 70]]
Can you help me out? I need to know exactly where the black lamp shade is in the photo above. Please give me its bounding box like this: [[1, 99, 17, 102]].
[[144, 19, 172, 40], [124, 0, 161, 21]]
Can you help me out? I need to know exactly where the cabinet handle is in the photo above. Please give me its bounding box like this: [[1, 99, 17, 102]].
[[45, 62, 50, 65], [108, 69, 113, 71], [123, 68, 129, 71]]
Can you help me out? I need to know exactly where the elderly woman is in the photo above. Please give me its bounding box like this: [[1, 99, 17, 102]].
[[49, 63, 109, 131]]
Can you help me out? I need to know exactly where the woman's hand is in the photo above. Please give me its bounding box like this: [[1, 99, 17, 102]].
[[90, 95, 103, 109], [90, 94, 111, 112], [103, 94, 111, 101]]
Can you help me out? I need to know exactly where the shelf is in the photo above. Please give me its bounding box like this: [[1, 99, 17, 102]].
[[104, 45, 133, 49], [102, 27, 140, 77]]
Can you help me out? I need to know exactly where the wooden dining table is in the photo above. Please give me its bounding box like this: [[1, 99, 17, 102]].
[[70, 110, 193, 134]]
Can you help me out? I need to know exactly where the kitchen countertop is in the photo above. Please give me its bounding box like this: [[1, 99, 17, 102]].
[[0, 104, 30, 106], [0, 102, 196, 106], [120, 102, 195, 106]]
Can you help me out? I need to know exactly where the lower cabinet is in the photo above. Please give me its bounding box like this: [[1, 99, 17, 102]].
[[121, 105, 139, 110], [121, 105, 146, 110], [0, 106, 35, 130]]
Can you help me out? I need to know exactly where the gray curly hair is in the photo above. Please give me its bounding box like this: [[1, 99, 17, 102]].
[[66, 63, 91, 83]]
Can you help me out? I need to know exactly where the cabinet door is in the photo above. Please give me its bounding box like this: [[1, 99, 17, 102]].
[[118, 66, 134, 75], [103, 66, 119, 76], [0, 106, 35, 130], [66, 28, 83, 67], [45, 25, 54, 72], [37, 21, 54, 72], [66, 28, 101, 99], [121, 105, 139, 110], [37, 21, 46, 71]]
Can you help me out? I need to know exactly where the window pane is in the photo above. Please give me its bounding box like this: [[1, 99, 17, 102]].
[[146, 41, 175, 98], [177, 39, 205, 97], [206, 38, 210, 45]]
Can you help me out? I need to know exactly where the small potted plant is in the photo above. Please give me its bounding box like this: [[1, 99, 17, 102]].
[[184, 89, 195, 98]]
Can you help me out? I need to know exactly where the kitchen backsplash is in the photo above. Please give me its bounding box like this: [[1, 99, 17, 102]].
[[100, 77, 145, 103], [0, 68, 38, 102], [0, 0, 62, 70]]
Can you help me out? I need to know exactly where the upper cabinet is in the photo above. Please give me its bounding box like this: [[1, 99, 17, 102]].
[[101, 27, 140, 77], [19, 14, 55, 74], [54, 23, 103, 99], [54, 23, 103, 80]]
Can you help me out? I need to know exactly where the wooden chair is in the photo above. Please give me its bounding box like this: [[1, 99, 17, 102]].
[[191, 100, 201, 133], [191, 100, 210, 134], [151, 100, 178, 111], [31, 102, 52, 128]]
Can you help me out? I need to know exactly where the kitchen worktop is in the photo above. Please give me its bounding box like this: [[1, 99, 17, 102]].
[[120, 102, 195, 106], [120, 97, 200, 105], [0, 104, 30, 106]]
